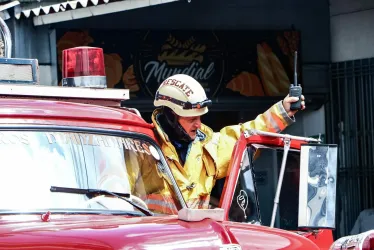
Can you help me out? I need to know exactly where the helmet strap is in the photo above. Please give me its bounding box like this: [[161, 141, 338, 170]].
[[161, 107, 193, 143]]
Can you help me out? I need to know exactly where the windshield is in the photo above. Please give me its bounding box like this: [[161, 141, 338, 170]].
[[251, 146, 300, 230], [0, 130, 182, 215], [227, 144, 301, 229]]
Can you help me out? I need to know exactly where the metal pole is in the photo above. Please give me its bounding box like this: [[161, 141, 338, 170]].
[[270, 138, 290, 228], [0, 16, 12, 58]]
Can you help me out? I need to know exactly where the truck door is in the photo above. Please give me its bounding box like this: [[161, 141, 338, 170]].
[[219, 134, 261, 224], [219, 133, 301, 228], [217, 134, 321, 250]]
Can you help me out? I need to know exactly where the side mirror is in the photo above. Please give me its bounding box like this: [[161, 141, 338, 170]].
[[298, 143, 338, 229]]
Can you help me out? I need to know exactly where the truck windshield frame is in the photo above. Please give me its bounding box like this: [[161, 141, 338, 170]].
[[228, 143, 302, 230], [0, 124, 187, 215]]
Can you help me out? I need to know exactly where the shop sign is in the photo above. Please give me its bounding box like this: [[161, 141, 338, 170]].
[[56, 29, 301, 99], [134, 31, 225, 97]]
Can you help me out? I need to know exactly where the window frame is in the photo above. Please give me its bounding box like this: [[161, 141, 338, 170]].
[[227, 145, 262, 224], [0, 124, 187, 214]]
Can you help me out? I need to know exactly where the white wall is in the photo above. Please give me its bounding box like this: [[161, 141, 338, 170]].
[[330, 0, 374, 62]]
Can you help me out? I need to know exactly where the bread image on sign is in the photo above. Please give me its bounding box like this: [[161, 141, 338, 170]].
[[158, 34, 207, 66], [257, 42, 290, 96], [226, 71, 264, 96]]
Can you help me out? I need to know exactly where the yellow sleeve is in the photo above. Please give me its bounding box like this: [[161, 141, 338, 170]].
[[128, 151, 166, 196], [214, 100, 295, 179]]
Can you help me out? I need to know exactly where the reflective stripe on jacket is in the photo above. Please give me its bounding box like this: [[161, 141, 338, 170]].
[[143, 194, 179, 215], [150, 100, 295, 209]]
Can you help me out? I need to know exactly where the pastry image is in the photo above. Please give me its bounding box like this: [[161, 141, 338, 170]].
[[226, 71, 264, 96], [104, 53, 123, 88], [257, 44, 281, 96], [261, 42, 290, 94], [158, 34, 206, 66], [122, 65, 140, 92], [257, 43, 290, 96]]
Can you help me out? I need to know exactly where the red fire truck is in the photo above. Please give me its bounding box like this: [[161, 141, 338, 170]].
[[0, 48, 338, 250], [0, 8, 372, 249]]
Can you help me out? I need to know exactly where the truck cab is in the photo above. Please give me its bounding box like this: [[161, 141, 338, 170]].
[[0, 87, 324, 250], [0, 44, 360, 249], [0, 3, 372, 246]]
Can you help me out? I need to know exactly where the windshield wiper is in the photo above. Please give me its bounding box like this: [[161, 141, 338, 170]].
[[50, 186, 153, 216]]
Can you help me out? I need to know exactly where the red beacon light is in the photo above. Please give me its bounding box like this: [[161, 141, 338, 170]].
[[62, 46, 107, 88]]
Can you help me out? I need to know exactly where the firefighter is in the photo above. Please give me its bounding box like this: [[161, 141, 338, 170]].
[[150, 73, 305, 209]]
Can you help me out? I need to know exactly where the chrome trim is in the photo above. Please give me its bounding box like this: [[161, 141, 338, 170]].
[[0, 84, 129, 101], [62, 76, 107, 88]]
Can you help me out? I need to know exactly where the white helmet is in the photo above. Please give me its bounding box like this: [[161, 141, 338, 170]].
[[154, 74, 212, 117]]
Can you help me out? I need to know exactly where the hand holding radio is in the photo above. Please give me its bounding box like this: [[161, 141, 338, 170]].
[[283, 94, 305, 117], [282, 51, 305, 117]]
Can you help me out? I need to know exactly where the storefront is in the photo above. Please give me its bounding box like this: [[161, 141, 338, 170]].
[[55, 28, 306, 126], [3, 0, 330, 131]]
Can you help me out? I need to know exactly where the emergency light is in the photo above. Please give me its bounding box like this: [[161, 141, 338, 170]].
[[62, 46, 107, 88]]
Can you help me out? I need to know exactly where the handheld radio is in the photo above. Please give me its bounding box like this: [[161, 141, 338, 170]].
[[289, 51, 302, 111]]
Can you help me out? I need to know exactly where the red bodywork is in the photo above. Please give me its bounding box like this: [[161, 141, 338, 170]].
[[0, 98, 331, 249], [220, 133, 334, 250]]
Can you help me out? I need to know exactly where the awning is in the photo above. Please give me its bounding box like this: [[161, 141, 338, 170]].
[[13, 0, 180, 26]]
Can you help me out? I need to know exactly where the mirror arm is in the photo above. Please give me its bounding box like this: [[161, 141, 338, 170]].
[[245, 129, 321, 143], [270, 138, 291, 228]]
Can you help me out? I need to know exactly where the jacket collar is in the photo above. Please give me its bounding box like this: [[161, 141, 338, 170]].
[[151, 108, 213, 146]]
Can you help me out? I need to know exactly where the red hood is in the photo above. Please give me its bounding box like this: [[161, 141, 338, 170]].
[[0, 213, 232, 249], [0, 213, 320, 249]]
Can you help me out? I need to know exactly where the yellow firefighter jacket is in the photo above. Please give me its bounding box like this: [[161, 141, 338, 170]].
[[150, 100, 295, 209]]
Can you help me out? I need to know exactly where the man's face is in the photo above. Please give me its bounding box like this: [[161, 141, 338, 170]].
[[177, 115, 202, 140]]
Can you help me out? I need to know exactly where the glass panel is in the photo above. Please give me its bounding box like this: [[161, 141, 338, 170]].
[[251, 147, 300, 230], [228, 148, 260, 224], [0, 131, 180, 215]]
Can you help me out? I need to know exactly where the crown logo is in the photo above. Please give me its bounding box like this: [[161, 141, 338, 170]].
[[157, 34, 207, 66]]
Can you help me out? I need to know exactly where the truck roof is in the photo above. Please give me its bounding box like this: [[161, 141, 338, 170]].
[[0, 98, 155, 136]]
